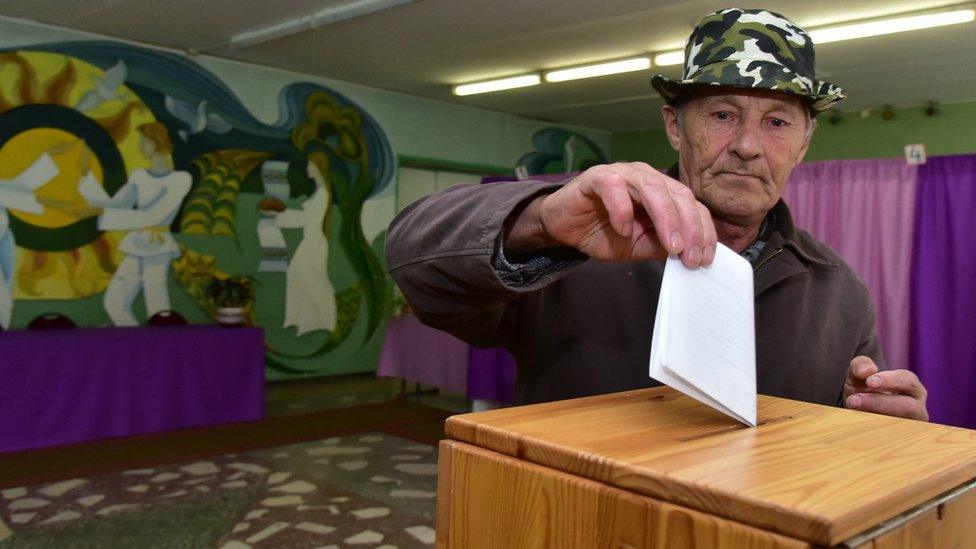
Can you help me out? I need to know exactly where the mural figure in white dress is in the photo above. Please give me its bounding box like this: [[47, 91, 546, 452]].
[[78, 122, 191, 326], [0, 152, 59, 328], [265, 152, 336, 336]]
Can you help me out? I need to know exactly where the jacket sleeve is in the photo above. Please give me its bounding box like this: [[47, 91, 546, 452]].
[[385, 181, 583, 348], [836, 280, 887, 406]]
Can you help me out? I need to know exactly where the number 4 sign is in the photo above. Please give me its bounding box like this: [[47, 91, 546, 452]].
[[905, 144, 927, 165]]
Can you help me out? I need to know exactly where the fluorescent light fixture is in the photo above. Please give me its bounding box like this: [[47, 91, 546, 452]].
[[810, 9, 975, 44], [453, 75, 541, 96], [653, 50, 685, 67], [447, 6, 975, 96], [544, 57, 651, 82], [231, 0, 420, 49]]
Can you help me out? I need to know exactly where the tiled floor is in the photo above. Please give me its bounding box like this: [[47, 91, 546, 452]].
[[0, 375, 472, 548], [0, 432, 439, 548]]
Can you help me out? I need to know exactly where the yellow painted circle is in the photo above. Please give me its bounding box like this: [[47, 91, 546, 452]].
[[0, 129, 104, 228]]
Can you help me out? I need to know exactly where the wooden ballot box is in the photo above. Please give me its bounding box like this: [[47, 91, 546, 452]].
[[436, 387, 976, 548]]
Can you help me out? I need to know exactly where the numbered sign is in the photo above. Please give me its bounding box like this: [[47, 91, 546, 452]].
[[905, 144, 927, 165]]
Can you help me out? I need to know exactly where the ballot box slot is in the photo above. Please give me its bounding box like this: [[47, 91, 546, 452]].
[[675, 415, 795, 442]]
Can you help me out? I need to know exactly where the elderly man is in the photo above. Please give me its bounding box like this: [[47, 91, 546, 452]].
[[386, 8, 928, 420]]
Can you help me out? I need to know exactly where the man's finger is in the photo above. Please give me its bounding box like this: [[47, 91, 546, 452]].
[[621, 164, 710, 267], [629, 171, 684, 256], [846, 392, 927, 421], [624, 161, 659, 175], [847, 356, 879, 383], [591, 173, 635, 237], [843, 356, 881, 400], [664, 179, 705, 268], [862, 370, 927, 400], [697, 202, 717, 265]]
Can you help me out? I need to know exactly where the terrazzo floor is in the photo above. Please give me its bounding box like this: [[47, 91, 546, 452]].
[[0, 375, 472, 548], [0, 431, 439, 548]]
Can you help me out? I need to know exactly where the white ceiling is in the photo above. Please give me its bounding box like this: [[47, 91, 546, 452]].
[[2, 0, 975, 132]]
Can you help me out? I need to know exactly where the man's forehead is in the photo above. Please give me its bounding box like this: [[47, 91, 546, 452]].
[[684, 86, 808, 111]]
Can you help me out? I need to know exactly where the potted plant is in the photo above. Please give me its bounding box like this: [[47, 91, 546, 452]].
[[207, 275, 253, 326]]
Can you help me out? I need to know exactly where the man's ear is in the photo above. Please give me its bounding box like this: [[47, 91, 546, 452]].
[[796, 115, 817, 163], [662, 105, 681, 151]]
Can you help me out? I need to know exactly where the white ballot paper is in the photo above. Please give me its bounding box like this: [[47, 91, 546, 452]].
[[649, 243, 757, 426]]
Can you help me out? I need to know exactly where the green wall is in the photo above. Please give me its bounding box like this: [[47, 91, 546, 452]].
[[611, 125, 677, 169], [611, 101, 976, 166]]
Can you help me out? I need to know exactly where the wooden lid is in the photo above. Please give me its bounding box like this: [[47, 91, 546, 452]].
[[445, 387, 976, 545]]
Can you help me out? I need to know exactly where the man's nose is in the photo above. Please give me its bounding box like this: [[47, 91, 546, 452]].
[[728, 124, 762, 160]]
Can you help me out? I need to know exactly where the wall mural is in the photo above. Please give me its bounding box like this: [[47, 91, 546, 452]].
[[516, 128, 607, 176], [0, 43, 396, 379]]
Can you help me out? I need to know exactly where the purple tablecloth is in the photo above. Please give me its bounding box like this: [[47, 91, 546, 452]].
[[377, 316, 517, 402], [377, 315, 468, 394], [0, 325, 265, 453]]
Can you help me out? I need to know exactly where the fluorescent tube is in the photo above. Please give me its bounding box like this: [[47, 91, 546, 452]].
[[544, 57, 651, 82], [453, 75, 541, 96], [810, 9, 975, 44]]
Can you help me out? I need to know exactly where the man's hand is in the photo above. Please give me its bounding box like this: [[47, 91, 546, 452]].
[[504, 163, 716, 268], [843, 356, 928, 421]]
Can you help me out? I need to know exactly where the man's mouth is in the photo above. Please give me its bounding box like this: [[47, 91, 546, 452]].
[[719, 171, 760, 179]]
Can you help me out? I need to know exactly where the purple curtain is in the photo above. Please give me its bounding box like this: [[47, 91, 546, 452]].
[[911, 155, 976, 429], [784, 159, 918, 374]]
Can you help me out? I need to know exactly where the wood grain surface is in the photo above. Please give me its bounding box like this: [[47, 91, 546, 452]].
[[853, 484, 976, 548], [437, 439, 809, 548], [444, 387, 976, 545]]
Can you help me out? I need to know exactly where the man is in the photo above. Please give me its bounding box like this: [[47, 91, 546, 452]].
[[386, 8, 928, 420], [76, 122, 192, 326]]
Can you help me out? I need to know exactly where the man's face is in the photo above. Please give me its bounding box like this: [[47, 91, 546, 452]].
[[663, 87, 813, 227], [139, 136, 156, 159]]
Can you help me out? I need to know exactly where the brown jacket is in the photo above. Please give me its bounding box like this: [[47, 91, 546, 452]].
[[386, 180, 882, 406]]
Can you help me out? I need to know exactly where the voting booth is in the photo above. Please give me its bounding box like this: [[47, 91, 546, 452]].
[[436, 387, 976, 548]]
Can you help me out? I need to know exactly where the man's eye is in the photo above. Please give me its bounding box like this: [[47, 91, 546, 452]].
[[712, 111, 733, 121], [769, 118, 790, 127]]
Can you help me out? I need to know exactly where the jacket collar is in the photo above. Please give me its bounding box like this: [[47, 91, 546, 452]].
[[762, 200, 838, 269]]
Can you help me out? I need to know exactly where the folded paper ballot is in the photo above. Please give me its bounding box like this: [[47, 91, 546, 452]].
[[649, 243, 757, 426]]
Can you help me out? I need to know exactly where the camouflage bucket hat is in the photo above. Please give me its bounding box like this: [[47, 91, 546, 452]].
[[651, 8, 845, 113]]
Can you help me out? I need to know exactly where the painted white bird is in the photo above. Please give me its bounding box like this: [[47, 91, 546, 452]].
[[74, 60, 129, 112], [164, 95, 233, 141]]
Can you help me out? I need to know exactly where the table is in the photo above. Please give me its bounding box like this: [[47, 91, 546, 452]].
[[377, 315, 517, 403], [0, 325, 265, 453], [377, 315, 468, 394], [437, 387, 976, 547]]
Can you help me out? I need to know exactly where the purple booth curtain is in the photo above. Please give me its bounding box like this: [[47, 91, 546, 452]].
[[783, 159, 918, 374], [911, 155, 976, 429]]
